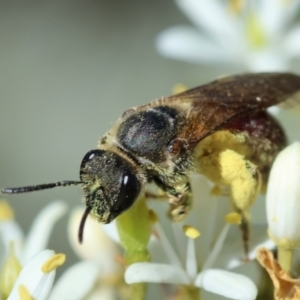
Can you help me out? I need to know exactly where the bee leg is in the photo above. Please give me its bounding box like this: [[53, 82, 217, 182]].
[[167, 190, 193, 222], [153, 176, 192, 222], [218, 149, 262, 256]]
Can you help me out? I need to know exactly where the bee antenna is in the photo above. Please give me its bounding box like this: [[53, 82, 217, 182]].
[[78, 206, 92, 244], [0, 180, 83, 194]]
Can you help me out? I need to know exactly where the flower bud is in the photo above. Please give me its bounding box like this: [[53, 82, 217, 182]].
[[266, 142, 300, 247]]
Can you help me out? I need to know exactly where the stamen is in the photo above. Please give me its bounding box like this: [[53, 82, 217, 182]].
[[0, 200, 14, 220], [183, 225, 201, 239], [202, 224, 230, 270], [186, 236, 198, 280], [41, 253, 66, 273], [225, 212, 242, 224], [229, 0, 245, 14], [172, 83, 188, 94], [154, 223, 182, 268], [0, 242, 22, 298], [19, 285, 33, 300]]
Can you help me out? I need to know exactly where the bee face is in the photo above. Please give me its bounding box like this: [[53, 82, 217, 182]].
[[79, 149, 141, 223]]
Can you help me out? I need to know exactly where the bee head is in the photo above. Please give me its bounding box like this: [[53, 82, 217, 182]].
[[79, 149, 141, 224]]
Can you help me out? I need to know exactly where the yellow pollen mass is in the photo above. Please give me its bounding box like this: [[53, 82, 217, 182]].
[[183, 225, 201, 239], [148, 209, 158, 224], [225, 212, 242, 224], [0, 200, 14, 220], [19, 285, 34, 300], [41, 253, 66, 273]]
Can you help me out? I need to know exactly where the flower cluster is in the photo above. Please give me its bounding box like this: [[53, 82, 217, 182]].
[[0, 201, 101, 299], [156, 0, 300, 72]]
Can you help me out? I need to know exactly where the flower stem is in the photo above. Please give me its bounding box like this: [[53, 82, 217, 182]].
[[130, 283, 147, 300], [278, 246, 294, 274], [116, 197, 152, 300]]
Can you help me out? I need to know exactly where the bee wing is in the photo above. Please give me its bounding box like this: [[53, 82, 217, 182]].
[[167, 73, 300, 147]]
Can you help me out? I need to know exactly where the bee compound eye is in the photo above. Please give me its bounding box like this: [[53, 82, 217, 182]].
[[111, 170, 140, 215]]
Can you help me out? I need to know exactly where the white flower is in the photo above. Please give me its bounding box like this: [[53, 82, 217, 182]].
[[0, 201, 102, 300], [7, 250, 65, 300], [266, 142, 300, 246], [68, 207, 122, 278], [0, 200, 68, 264], [125, 221, 258, 300], [156, 0, 300, 72], [124, 174, 274, 299], [67, 207, 125, 300], [3, 248, 100, 300]]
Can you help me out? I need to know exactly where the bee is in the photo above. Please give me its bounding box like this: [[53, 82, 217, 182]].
[[2, 73, 300, 251]]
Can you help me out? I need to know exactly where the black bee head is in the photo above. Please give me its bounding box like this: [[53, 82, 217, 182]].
[[79, 149, 141, 224]]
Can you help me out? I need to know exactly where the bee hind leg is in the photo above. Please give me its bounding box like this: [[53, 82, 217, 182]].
[[218, 149, 262, 257]]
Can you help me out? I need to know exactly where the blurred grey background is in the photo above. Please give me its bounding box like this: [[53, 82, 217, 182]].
[[1, 0, 300, 280]]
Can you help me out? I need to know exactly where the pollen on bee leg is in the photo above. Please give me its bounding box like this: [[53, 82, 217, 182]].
[[219, 149, 262, 212], [41, 253, 66, 273], [0, 200, 14, 220], [219, 149, 262, 255]]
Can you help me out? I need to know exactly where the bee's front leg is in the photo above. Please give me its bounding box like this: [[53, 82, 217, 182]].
[[153, 176, 192, 222]]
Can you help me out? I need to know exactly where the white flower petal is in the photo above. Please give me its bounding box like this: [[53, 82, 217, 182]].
[[246, 49, 289, 71], [195, 269, 257, 300], [284, 25, 300, 57], [68, 207, 121, 277], [176, 0, 237, 44], [8, 250, 56, 300], [125, 263, 190, 285], [48, 261, 100, 300], [258, 0, 286, 40], [100, 221, 120, 244], [266, 142, 300, 243], [21, 200, 68, 263], [267, 106, 281, 116], [156, 26, 234, 64], [0, 220, 24, 261]]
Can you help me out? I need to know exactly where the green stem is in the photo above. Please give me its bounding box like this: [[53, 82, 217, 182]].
[[131, 283, 147, 300], [278, 246, 294, 274], [116, 197, 152, 300]]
